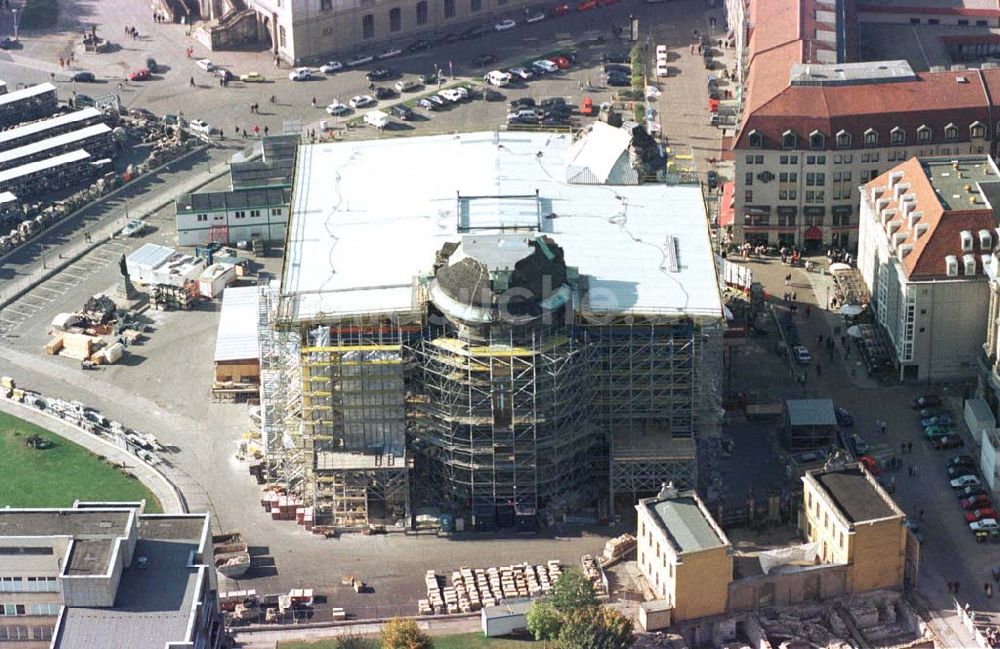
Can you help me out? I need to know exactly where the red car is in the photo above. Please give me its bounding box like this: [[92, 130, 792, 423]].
[[962, 495, 993, 511], [128, 68, 150, 81], [551, 3, 571, 16], [965, 508, 999, 523], [577, 0, 597, 10], [549, 56, 571, 69]]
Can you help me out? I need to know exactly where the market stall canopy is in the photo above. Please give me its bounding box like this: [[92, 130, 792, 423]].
[[840, 304, 863, 317]]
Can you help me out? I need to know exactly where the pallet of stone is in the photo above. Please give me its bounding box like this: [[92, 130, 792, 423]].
[[417, 599, 433, 616], [603, 533, 637, 562]]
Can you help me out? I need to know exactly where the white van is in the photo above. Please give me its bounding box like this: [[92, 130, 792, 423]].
[[364, 110, 389, 129], [484, 70, 512, 86]]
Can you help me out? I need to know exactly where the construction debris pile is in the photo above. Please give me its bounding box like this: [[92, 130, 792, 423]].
[[581, 554, 606, 597], [212, 532, 251, 579], [602, 533, 637, 563], [45, 294, 150, 367], [420, 561, 563, 615], [220, 588, 316, 627]]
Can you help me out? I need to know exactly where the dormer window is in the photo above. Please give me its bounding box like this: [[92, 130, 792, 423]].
[[964, 254, 977, 276], [748, 130, 763, 148], [809, 130, 825, 150], [782, 130, 797, 149], [946, 255, 959, 276], [890, 127, 905, 146], [971, 122, 987, 139], [917, 125, 931, 143], [835, 130, 851, 148], [961, 230, 974, 251], [944, 123, 958, 141], [864, 128, 878, 147], [980, 229, 993, 249]]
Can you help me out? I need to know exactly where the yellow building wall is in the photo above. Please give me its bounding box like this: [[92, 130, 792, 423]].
[[673, 546, 732, 622], [849, 519, 906, 592]]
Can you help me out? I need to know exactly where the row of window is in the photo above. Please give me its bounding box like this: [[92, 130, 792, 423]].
[[193, 208, 281, 223], [0, 603, 60, 616], [361, 0, 499, 38], [0, 577, 57, 593], [0, 625, 52, 641], [748, 122, 988, 150], [742, 212, 849, 227]]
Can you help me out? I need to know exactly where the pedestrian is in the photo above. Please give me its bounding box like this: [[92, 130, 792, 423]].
[[881, 421, 887, 435], [900, 442, 906, 454], [792, 292, 797, 301], [190, 76, 195, 87], [919, 508, 924, 521], [311, 96, 316, 107], [58, 56, 64, 68], [219, 128, 224, 139], [908, 441, 913, 453], [242, 128, 247, 138], [270, 94, 276, 104], [253, 125, 260, 136], [805, 305, 811, 317], [912, 465, 918, 477], [987, 582, 993, 598], [219, 78, 224, 87], [264, 125, 269, 136]]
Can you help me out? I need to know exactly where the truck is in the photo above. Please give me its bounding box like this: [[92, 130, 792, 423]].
[[364, 110, 389, 129]]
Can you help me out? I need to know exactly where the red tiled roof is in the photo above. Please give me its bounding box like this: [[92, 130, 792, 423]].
[[720, 181, 735, 227], [864, 158, 997, 278], [735, 70, 994, 149]]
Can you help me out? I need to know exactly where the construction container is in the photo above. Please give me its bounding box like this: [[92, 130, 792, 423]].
[[61, 332, 94, 360], [102, 342, 125, 364], [198, 263, 236, 299]]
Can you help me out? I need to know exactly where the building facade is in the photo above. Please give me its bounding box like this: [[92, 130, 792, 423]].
[[0, 502, 221, 649], [636, 487, 732, 623], [250, 0, 537, 64], [175, 188, 290, 246], [858, 156, 1000, 381], [802, 466, 908, 593]]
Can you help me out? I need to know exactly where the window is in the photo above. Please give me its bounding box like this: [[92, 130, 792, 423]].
[[864, 129, 877, 147], [278, 25, 286, 47], [0, 579, 21, 593], [362, 13, 375, 38], [389, 7, 401, 32], [197, 214, 208, 222], [910, 17, 920, 23], [778, 172, 798, 183], [234, 211, 246, 219], [835, 130, 851, 148], [745, 155, 754, 164], [416, 0, 428, 24], [810, 131, 825, 149], [320, 0, 333, 9], [745, 172, 753, 186], [0, 605, 25, 616], [806, 172, 825, 186], [271, 208, 283, 216], [28, 604, 59, 616], [917, 125, 931, 143], [444, 0, 456, 17], [250, 209, 261, 218], [928, 18, 939, 24], [958, 19, 968, 25], [31, 626, 52, 640], [471, 0, 481, 11], [944, 123, 958, 141], [745, 190, 753, 202], [841, 153, 852, 164], [891, 128, 905, 145], [978, 19, 989, 26], [805, 190, 825, 204], [748, 130, 763, 148], [971, 122, 986, 139], [782, 130, 797, 149], [805, 155, 826, 165], [778, 211, 796, 226], [0, 626, 29, 640], [0, 547, 53, 556], [779, 189, 797, 200]]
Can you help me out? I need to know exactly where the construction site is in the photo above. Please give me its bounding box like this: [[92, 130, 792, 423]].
[[252, 129, 724, 533]]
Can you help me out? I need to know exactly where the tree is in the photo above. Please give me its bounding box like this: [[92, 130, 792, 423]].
[[380, 617, 434, 649], [550, 567, 598, 613], [334, 635, 378, 649], [557, 607, 634, 649], [526, 599, 563, 641]]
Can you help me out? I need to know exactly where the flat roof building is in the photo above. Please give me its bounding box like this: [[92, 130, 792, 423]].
[[0, 502, 221, 649], [262, 129, 724, 530]]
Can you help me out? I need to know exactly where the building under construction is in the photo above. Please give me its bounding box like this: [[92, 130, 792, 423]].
[[258, 129, 724, 531]]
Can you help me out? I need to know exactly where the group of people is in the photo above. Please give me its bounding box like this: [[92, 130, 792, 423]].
[[124, 25, 140, 40], [57, 53, 75, 68], [152, 11, 169, 23]]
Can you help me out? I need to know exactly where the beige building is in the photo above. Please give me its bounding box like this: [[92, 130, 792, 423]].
[[249, 0, 538, 64], [636, 486, 733, 623], [858, 155, 1000, 381], [802, 466, 908, 593], [0, 502, 221, 649]]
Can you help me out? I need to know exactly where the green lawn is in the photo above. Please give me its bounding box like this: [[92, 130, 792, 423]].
[[0, 411, 161, 511], [279, 632, 542, 649]]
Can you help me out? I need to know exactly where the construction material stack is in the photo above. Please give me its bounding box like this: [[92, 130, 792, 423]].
[[425, 570, 444, 614], [418, 560, 563, 615], [602, 533, 637, 563], [149, 282, 198, 310]]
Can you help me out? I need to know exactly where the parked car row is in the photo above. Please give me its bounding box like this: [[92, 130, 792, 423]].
[[941, 453, 999, 538], [914, 396, 965, 450], [506, 96, 574, 126]]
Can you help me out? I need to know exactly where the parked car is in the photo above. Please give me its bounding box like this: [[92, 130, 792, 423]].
[[408, 39, 432, 52], [509, 67, 534, 80], [533, 59, 559, 74], [428, 94, 447, 106], [395, 79, 420, 93], [484, 89, 505, 101], [603, 49, 631, 64], [495, 19, 517, 31], [288, 67, 312, 81], [577, 0, 598, 10], [476, 54, 499, 67], [922, 414, 953, 428], [366, 68, 393, 82], [551, 3, 572, 16], [510, 97, 537, 110], [373, 86, 396, 100], [525, 10, 547, 22], [484, 70, 512, 86], [433, 32, 461, 45], [705, 170, 720, 189], [0, 37, 15, 50], [71, 71, 95, 82], [904, 518, 925, 543], [349, 95, 376, 108], [162, 113, 181, 125], [508, 110, 539, 124], [196, 58, 215, 72], [389, 104, 415, 120], [453, 86, 470, 100], [416, 97, 437, 110], [948, 465, 978, 479], [128, 68, 151, 81], [119, 219, 146, 237], [948, 455, 977, 469], [379, 47, 403, 59], [920, 407, 951, 419], [965, 508, 998, 523], [215, 68, 234, 81], [924, 425, 950, 439], [320, 61, 344, 73], [460, 25, 492, 39], [348, 53, 375, 66], [962, 494, 993, 510], [128, 107, 156, 120], [188, 119, 213, 135], [951, 474, 981, 489], [549, 56, 571, 69], [959, 485, 990, 500], [933, 435, 965, 449], [240, 71, 265, 82], [913, 394, 942, 409], [326, 101, 350, 116], [440, 88, 464, 102], [835, 407, 853, 427], [970, 519, 1000, 533]]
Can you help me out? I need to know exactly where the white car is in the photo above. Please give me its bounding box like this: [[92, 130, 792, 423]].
[[951, 474, 982, 489], [495, 19, 517, 31], [656, 63, 669, 77], [379, 47, 403, 59], [509, 66, 534, 80], [453, 86, 469, 99], [326, 101, 350, 116], [320, 61, 344, 73], [395, 79, 420, 93], [349, 94, 375, 108], [970, 518, 999, 532], [524, 11, 546, 23], [119, 219, 146, 237], [188, 119, 213, 135], [347, 53, 375, 66], [793, 345, 811, 364], [288, 67, 312, 81], [439, 88, 463, 102], [484, 70, 512, 86], [196, 58, 215, 72], [532, 59, 559, 74]]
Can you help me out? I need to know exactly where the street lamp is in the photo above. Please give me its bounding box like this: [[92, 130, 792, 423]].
[[11, 8, 17, 42]]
